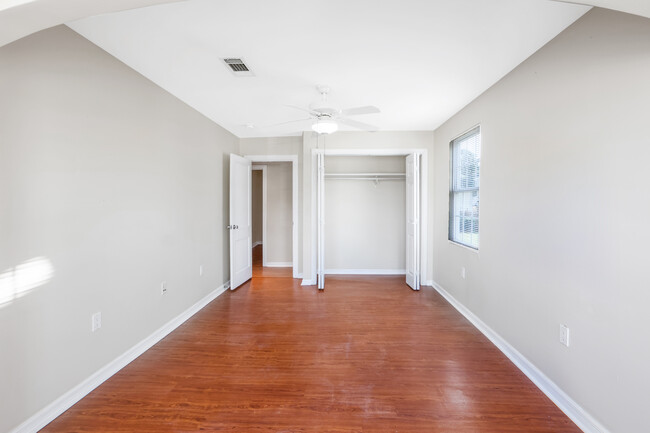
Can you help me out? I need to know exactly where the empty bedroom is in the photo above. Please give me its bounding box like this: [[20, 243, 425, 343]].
[[1, 1, 648, 432]]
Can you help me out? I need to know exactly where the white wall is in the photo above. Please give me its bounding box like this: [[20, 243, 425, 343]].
[[432, 9, 650, 433], [251, 169, 263, 246], [324, 156, 405, 272], [0, 26, 238, 433], [265, 162, 292, 265]]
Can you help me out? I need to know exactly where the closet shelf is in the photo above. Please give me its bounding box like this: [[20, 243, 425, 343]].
[[324, 172, 406, 181]]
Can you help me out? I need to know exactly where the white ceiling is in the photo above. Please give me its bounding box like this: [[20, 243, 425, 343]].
[[3, 1, 650, 48], [67, 0, 594, 137], [0, 0, 182, 47]]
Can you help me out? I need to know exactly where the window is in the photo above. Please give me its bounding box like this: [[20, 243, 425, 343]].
[[449, 126, 481, 249]]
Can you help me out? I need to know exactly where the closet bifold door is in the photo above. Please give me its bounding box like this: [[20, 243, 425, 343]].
[[405, 153, 420, 291], [317, 151, 325, 290]]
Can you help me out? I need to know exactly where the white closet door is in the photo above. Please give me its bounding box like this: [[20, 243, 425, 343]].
[[229, 154, 252, 290], [317, 151, 325, 290], [406, 153, 420, 291]]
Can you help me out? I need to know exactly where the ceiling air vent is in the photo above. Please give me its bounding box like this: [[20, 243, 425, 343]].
[[222, 58, 254, 77]]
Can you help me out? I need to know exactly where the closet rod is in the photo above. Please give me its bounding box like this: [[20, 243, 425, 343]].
[[324, 173, 406, 184], [324, 177, 405, 181], [324, 172, 406, 178]]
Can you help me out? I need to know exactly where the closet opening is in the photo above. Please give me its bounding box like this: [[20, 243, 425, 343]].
[[313, 149, 427, 291]]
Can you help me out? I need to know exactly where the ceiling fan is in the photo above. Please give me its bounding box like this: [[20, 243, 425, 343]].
[[279, 85, 380, 134]]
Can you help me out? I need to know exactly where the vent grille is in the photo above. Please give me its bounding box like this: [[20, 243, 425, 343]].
[[222, 58, 254, 76]]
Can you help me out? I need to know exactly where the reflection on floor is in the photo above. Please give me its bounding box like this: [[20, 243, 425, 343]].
[[253, 244, 292, 278]]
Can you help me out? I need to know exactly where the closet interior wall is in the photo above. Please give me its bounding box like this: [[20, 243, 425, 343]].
[[324, 155, 406, 274]]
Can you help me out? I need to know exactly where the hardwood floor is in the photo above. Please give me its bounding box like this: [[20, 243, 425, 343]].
[[42, 274, 581, 432]]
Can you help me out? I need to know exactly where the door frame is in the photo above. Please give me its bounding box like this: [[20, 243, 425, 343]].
[[251, 165, 267, 265], [244, 155, 299, 279], [310, 148, 428, 287]]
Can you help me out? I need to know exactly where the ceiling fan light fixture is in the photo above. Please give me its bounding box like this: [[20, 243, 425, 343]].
[[312, 119, 338, 135]]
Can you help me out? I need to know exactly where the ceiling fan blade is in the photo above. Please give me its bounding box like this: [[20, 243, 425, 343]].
[[285, 104, 319, 117], [340, 105, 381, 116], [338, 117, 379, 132]]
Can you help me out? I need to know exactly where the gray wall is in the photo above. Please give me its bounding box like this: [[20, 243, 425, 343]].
[[432, 9, 650, 433], [251, 169, 263, 246], [0, 26, 238, 433], [265, 162, 293, 265], [325, 156, 406, 272]]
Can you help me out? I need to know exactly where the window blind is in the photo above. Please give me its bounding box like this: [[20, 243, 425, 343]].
[[449, 126, 481, 249]]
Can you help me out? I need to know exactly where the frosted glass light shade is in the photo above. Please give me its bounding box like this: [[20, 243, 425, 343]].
[[312, 120, 338, 134]]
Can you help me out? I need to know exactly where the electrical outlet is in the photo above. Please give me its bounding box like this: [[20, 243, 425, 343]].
[[91, 312, 101, 332], [559, 324, 570, 347], [461, 267, 466, 279], [161, 281, 167, 295], [199, 265, 203, 276]]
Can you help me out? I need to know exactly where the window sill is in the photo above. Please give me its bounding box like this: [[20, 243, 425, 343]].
[[448, 240, 480, 254]]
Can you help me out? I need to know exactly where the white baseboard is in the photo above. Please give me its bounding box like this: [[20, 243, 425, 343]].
[[325, 269, 406, 275], [301, 279, 316, 286], [430, 281, 609, 433], [252, 241, 263, 248], [265, 262, 292, 267], [10, 282, 231, 433]]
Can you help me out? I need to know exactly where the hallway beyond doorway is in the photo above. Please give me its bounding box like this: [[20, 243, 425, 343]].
[[253, 245, 292, 278]]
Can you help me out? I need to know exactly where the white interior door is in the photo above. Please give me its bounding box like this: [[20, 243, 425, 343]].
[[406, 153, 420, 291], [229, 154, 252, 290], [317, 151, 325, 290]]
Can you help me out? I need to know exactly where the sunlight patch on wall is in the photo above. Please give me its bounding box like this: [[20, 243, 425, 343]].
[[0, 257, 54, 308]]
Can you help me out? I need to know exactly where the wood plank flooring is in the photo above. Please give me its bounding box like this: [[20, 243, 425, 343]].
[[42, 272, 581, 432]]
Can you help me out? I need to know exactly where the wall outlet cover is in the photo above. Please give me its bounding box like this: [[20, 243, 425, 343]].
[[560, 324, 570, 347], [91, 312, 101, 332]]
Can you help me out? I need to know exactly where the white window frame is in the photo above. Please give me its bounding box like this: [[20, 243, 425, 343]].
[[449, 126, 481, 250]]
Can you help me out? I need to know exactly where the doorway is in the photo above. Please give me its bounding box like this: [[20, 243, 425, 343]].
[[229, 154, 299, 290], [251, 162, 293, 278]]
